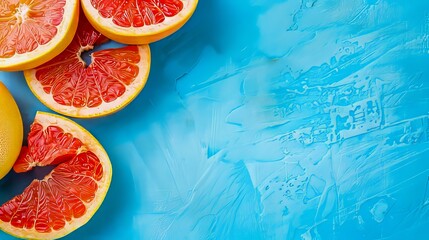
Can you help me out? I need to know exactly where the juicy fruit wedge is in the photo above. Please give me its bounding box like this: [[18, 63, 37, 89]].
[[0, 82, 23, 180], [24, 14, 151, 118], [81, 0, 199, 44], [0, 0, 79, 71], [0, 111, 112, 239]]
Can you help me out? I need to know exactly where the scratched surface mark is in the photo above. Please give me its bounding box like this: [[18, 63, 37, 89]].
[[1, 0, 429, 239]]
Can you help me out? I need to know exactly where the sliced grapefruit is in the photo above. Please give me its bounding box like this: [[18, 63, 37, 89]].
[[24, 14, 151, 118], [0, 0, 79, 71], [81, 0, 199, 44], [0, 111, 112, 239]]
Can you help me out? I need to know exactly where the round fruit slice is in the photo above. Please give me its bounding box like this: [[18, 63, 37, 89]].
[[0, 82, 23, 180], [81, 0, 199, 44], [0, 0, 79, 71], [0, 111, 112, 239], [24, 14, 151, 118]]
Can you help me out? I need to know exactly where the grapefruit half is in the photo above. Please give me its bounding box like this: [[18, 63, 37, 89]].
[[24, 14, 151, 118], [81, 0, 199, 44], [0, 0, 79, 71], [0, 111, 112, 239]]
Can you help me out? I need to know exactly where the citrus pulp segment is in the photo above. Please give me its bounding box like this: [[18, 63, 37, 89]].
[[0, 111, 112, 239], [81, 0, 199, 44], [0, 82, 23, 180], [0, 0, 79, 71], [24, 14, 151, 118]]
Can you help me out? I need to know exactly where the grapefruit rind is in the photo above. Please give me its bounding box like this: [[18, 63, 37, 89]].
[[24, 45, 151, 118], [0, 82, 23, 180], [81, 0, 199, 44], [0, 111, 112, 240], [0, 0, 79, 72]]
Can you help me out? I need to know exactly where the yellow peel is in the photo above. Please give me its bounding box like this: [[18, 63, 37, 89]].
[[0, 82, 23, 180]]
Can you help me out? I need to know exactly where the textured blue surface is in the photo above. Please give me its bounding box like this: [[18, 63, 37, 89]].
[[1, 0, 429, 239]]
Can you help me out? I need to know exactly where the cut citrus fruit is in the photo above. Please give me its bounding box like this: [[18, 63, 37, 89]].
[[0, 0, 79, 71], [0, 81, 23, 180], [81, 0, 199, 44], [24, 14, 151, 118], [0, 111, 112, 239]]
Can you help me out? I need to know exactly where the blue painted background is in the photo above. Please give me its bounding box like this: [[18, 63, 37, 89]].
[[1, 0, 429, 239]]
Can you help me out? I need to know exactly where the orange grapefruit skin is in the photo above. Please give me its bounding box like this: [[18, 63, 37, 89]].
[[0, 1, 79, 72], [81, 0, 199, 44]]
